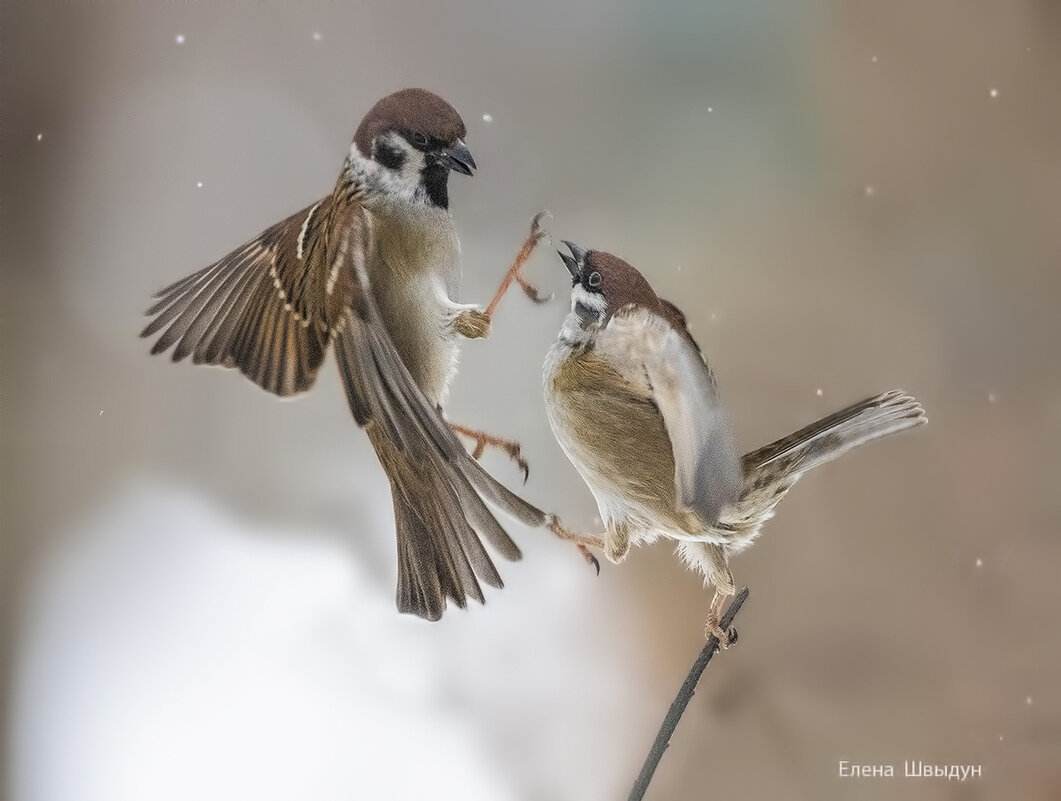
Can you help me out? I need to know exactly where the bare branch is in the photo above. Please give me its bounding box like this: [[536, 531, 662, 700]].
[[627, 587, 751, 801]]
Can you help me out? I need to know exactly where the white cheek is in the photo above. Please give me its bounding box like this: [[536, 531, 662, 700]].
[[349, 135, 428, 202], [398, 148, 426, 186], [382, 141, 426, 199]]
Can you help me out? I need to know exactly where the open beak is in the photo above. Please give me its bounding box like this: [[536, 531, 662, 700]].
[[558, 240, 588, 280], [438, 139, 476, 175]]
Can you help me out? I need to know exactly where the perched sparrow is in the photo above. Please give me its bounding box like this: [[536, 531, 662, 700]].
[[544, 243, 927, 643], [142, 88, 551, 621]]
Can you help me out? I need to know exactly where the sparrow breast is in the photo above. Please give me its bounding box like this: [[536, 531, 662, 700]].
[[543, 341, 698, 539], [366, 203, 463, 406]]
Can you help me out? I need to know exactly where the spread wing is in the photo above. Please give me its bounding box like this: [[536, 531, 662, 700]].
[[599, 304, 741, 527], [142, 197, 340, 396], [144, 187, 547, 620]]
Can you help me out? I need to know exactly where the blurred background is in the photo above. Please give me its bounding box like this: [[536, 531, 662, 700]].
[[3, 1, 1060, 799]]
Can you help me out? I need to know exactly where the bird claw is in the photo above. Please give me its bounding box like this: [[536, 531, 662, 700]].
[[516, 276, 553, 305], [578, 544, 601, 575], [484, 211, 554, 317], [705, 618, 737, 650], [450, 424, 528, 482], [546, 514, 604, 574], [514, 212, 553, 304], [530, 209, 553, 236]]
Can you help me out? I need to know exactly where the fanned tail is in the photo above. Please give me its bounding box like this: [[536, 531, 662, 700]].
[[742, 389, 927, 476], [714, 390, 927, 558], [382, 432, 508, 621], [333, 312, 545, 621]]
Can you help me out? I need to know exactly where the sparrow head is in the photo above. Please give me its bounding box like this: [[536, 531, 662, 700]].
[[351, 88, 475, 208], [558, 242, 663, 328]]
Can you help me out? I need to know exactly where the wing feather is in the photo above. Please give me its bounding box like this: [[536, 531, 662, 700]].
[[142, 199, 335, 396], [600, 305, 741, 527], [145, 182, 547, 620]]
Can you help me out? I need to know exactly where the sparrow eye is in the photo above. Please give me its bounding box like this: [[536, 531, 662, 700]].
[[410, 131, 429, 148], [587, 271, 602, 289]]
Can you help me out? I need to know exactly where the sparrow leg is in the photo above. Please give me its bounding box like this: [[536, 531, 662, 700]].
[[705, 590, 738, 649], [484, 211, 553, 318], [450, 422, 529, 482], [545, 514, 605, 574]]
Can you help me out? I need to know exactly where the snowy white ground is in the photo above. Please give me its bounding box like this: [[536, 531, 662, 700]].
[[11, 481, 643, 801]]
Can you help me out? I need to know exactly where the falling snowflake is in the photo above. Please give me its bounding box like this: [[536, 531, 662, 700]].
[[1026, 696, 1033, 705], [482, 113, 493, 123], [707, 106, 714, 113], [196, 181, 203, 188], [989, 88, 999, 98], [864, 185, 876, 197], [976, 558, 983, 568], [312, 32, 322, 42], [871, 55, 879, 63], [988, 392, 997, 404], [175, 34, 185, 45], [816, 388, 823, 397]]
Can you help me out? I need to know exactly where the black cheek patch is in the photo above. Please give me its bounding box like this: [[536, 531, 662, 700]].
[[574, 300, 598, 323], [375, 141, 406, 170]]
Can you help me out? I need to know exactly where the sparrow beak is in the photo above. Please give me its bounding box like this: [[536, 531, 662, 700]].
[[558, 240, 588, 280], [437, 139, 477, 176]]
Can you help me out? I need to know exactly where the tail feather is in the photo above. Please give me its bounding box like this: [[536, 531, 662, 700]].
[[742, 389, 927, 476], [334, 311, 536, 622], [389, 449, 495, 622]]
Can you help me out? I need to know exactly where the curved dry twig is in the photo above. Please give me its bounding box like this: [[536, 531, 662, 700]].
[[627, 587, 751, 801]]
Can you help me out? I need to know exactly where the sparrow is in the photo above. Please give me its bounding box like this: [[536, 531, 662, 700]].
[[543, 242, 927, 643], [142, 88, 552, 621]]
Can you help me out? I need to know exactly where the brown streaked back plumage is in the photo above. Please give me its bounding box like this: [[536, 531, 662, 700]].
[[354, 88, 467, 156]]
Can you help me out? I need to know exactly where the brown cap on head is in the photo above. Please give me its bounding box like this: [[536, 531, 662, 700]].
[[582, 249, 665, 318], [559, 243, 699, 340], [354, 88, 467, 156]]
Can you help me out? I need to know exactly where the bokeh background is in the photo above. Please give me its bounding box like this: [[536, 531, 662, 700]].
[[3, 1, 1060, 799]]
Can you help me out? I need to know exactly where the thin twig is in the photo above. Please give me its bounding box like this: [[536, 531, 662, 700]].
[[627, 587, 751, 801]]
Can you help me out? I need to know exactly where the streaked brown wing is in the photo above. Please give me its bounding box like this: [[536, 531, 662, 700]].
[[141, 197, 339, 396], [144, 185, 547, 620]]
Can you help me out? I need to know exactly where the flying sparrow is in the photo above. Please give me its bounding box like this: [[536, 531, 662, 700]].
[[142, 88, 553, 621], [544, 242, 927, 643]]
